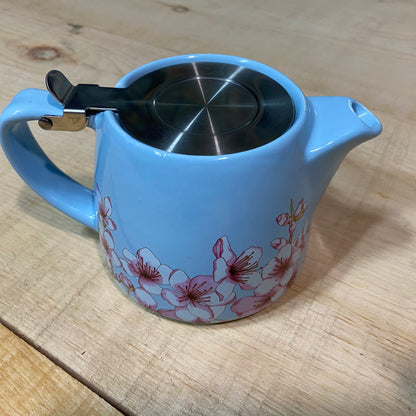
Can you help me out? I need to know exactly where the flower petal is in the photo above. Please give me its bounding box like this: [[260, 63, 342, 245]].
[[262, 257, 277, 280], [216, 278, 235, 301], [289, 220, 296, 235], [213, 258, 228, 282], [213, 236, 224, 258], [188, 303, 214, 320], [210, 305, 226, 319], [117, 273, 134, 290], [279, 268, 295, 286], [133, 288, 157, 309], [103, 196, 112, 216], [95, 184, 102, 201], [102, 230, 114, 249], [139, 277, 162, 294], [104, 217, 116, 231], [120, 258, 130, 274], [206, 290, 221, 305], [158, 264, 172, 284], [175, 306, 199, 322], [137, 247, 160, 269], [239, 271, 262, 290], [122, 248, 137, 262], [255, 278, 278, 295], [231, 295, 267, 317], [270, 238, 288, 250], [286, 268, 299, 288], [239, 246, 262, 264], [189, 274, 216, 296], [276, 213, 290, 226], [157, 309, 178, 320], [294, 198, 307, 221], [271, 285, 287, 302], [213, 236, 236, 264], [161, 289, 186, 307], [291, 244, 302, 263], [110, 252, 122, 268], [169, 269, 189, 289], [276, 244, 292, 260]]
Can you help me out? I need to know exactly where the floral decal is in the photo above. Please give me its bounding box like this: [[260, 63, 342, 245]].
[[96, 185, 310, 323], [160, 272, 233, 322], [96, 185, 116, 231]]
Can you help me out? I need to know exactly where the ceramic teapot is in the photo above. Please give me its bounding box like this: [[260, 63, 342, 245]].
[[0, 54, 382, 323]]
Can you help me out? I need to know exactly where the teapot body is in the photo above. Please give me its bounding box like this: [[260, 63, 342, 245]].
[[92, 55, 315, 322]]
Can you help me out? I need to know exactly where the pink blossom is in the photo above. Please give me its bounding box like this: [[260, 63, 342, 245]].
[[270, 237, 288, 250], [289, 220, 296, 236], [293, 198, 307, 221], [116, 272, 134, 291], [161, 271, 229, 322], [230, 284, 286, 318], [276, 212, 290, 226], [293, 220, 309, 254], [262, 243, 298, 286], [122, 248, 171, 295], [117, 273, 157, 310], [156, 308, 179, 321], [285, 267, 299, 289], [100, 230, 121, 269], [213, 237, 262, 300], [132, 287, 157, 310], [96, 185, 116, 231]]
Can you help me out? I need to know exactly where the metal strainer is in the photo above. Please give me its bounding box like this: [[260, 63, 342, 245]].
[[39, 62, 295, 155]]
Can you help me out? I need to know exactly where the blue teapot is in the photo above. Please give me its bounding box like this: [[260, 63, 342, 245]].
[[0, 54, 382, 323]]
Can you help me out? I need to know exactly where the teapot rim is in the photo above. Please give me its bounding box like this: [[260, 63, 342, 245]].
[[105, 54, 309, 159]]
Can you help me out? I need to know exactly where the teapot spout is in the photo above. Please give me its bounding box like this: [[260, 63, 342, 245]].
[[305, 96, 382, 205]]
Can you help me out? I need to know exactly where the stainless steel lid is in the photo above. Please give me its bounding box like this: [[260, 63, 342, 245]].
[[40, 62, 295, 156]]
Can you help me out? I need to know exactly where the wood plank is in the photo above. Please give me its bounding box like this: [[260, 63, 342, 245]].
[[0, 323, 122, 416], [9, 0, 416, 114], [0, 1, 415, 415]]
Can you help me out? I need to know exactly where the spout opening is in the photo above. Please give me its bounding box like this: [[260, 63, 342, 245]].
[[350, 100, 382, 134]]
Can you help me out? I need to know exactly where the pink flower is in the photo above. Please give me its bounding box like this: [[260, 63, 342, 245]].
[[231, 283, 286, 318], [293, 220, 309, 254], [132, 287, 158, 310], [100, 230, 121, 269], [155, 308, 179, 321], [122, 248, 171, 295], [293, 198, 307, 222], [213, 237, 262, 300], [116, 272, 134, 291], [96, 185, 116, 231], [276, 212, 290, 226], [161, 271, 228, 322], [289, 220, 296, 236], [116, 272, 157, 310], [270, 237, 288, 250], [262, 243, 298, 286], [285, 267, 299, 289]]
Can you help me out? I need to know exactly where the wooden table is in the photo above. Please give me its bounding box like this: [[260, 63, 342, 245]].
[[0, 1, 415, 415]]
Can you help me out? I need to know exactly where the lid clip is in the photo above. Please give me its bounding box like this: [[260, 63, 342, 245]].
[[39, 70, 119, 131]]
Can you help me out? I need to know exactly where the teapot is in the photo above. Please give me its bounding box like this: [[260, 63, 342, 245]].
[[0, 54, 382, 323]]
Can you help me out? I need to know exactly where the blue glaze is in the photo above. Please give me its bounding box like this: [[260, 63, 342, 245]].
[[0, 89, 96, 228], [0, 55, 382, 323]]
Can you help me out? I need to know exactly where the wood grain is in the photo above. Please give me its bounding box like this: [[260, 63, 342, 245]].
[[0, 1, 415, 415], [0, 323, 122, 415]]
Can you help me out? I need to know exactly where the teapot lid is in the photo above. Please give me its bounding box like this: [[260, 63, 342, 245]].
[[39, 62, 295, 156]]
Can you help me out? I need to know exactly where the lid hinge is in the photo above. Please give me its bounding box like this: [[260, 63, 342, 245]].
[[39, 109, 89, 131]]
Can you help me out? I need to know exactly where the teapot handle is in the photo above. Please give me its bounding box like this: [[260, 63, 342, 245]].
[[0, 89, 97, 230]]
